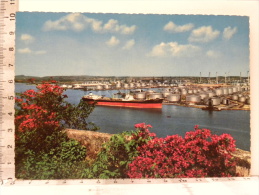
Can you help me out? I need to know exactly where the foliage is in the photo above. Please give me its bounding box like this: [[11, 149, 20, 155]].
[[127, 125, 238, 178], [15, 80, 98, 133], [81, 123, 238, 179], [15, 80, 97, 179], [82, 123, 156, 179], [16, 135, 87, 179]]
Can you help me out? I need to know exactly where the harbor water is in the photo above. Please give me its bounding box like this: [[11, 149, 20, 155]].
[[15, 83, 251, 151]]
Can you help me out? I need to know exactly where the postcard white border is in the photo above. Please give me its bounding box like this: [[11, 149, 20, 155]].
[[5, 0, 259, 194]]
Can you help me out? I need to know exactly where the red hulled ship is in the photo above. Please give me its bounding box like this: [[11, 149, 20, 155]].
[[82, 92, 163, 108]]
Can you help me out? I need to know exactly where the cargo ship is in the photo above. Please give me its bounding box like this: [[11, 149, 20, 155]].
[[82, 92, 163, 108]]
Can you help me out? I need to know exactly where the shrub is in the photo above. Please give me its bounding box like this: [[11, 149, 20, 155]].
[[82, 123, 156, 179], [16, 135, 87, 179], [127, 125, 238, 178]]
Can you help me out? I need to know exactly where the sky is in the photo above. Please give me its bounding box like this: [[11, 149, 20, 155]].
[[15, 12, 249, 77]]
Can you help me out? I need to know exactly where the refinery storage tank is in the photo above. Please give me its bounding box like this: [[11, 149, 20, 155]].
[[135, 83, 141, 88], [123, 83, 129, 89], [222, 88, 229, 95], [238, 96, 246, 103], [222, 98, 230, 105], [233, 87, 238, 93], [228, 88, 233, 95], [181, 90, 188, 95], [163, 92, 172, 98], [207, 91, 216, 97], [231, 95, 239, 101], [199, 93, 209, 100], [186, 95, 201, 104], [148, 93, 163, 99], [167, 94, 181, 102], [129, 83, 135, 88], [116, 83, 121, 88], [103, 85, 110, 89], [205, 97, 221, 106], [135, 92, 146, 100], [193, 89, 198, 94], [96, 85, 103, 90], [215, 88, 223, 96]]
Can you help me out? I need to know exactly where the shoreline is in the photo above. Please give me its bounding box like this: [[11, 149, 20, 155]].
[[163, 102, 250, 111]]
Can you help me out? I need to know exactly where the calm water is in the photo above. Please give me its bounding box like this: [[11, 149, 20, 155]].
[[15, 83, 251, 151]]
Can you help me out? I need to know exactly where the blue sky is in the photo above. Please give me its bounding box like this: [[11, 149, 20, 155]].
[[15, 12, 249, 77]]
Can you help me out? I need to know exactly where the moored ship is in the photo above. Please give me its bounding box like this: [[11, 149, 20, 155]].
[[82, 92, 163, 108]]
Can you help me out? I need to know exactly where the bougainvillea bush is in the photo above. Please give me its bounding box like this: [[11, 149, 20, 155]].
[[83, 123, 237, 179], [15, 80, 97, 179], [127, 124, 238, 178]]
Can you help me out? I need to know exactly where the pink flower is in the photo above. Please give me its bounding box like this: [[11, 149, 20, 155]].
[[134, 123, 153, 130]]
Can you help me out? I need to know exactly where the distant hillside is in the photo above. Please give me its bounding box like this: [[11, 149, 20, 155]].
[[15, 75, 41, 83], [15, 75, 117, 83], [15, 75, 247, 84]]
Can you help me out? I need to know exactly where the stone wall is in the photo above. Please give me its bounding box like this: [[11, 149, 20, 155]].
[[65, 129, 112, 161]]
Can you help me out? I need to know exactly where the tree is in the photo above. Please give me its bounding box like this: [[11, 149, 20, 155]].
[[15, 80, 98, 179]]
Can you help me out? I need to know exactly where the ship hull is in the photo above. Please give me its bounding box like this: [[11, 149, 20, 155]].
[[82, 98, 163, 108]]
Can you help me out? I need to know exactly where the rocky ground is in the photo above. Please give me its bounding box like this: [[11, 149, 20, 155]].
[[66, 129, 112, 162]]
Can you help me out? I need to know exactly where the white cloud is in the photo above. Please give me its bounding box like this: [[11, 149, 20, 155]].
[[206, 50, 221, 58], [103, 19, 136, 34], [43, 13, 136, 34], [106, 36, 120, 47], [66, 12, 82, 23], [20, 34, 35, 44], [122, 39, 135, 50], [188, 26, 220, 43], [104, 19, 118, 31], [163, 21, 194, 33], [18, 48, 32, 54], [223, 26, 237, 40], [43, 13, 86, 32], [18, 48, 46, 55], [83, 17, 103, 32], [43, 20, 67, 31], [149, 42, 201, 57]]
